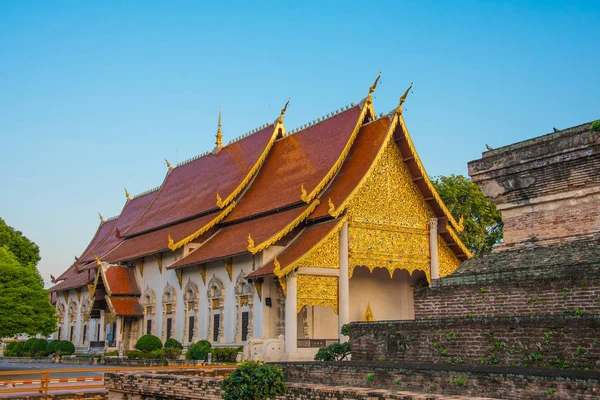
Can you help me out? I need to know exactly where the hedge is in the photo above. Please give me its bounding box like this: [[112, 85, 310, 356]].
[[135, 335, 163, 352], [186, 340, 211, 360]]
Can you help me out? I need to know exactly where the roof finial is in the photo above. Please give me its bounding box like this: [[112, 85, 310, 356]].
[[93, 253, 102, 267], [215, 108, 223, 148], [164, 157, 174, 170], [98, 212, 106, 222], [366, 71, 382, 105], [124, 187, 131, 200], [395, 82, 413, 116], [278, 98, 290, 124]]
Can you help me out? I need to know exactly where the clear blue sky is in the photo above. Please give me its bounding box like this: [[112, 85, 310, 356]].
[[1, 1, 598, 287]]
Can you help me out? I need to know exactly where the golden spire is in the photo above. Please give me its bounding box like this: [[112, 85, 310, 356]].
[[124, 187, 131, 200], [364, 302, 375, 322], [98, 212, 105, 223], [278, 98, 290, 124], [395, 82, 413, 116], [164, 157, 174, 170], [366, 71, 382, 105], [215, 109, 223, 147]]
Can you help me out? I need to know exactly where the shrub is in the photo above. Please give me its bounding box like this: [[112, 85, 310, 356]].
[[212, 346, 243, 363], [164, 338, 183, 350], [135, 334, 163, 352], [22, 351, 32, 357], [222, 361, 286, 400], [6, 342, 17, 352], [314, 325, 351, 361], [55, 340, 75, 355], [31, 339, 48, 356], [126, 350, 144, 359], [13, 342, 25, 356], [46, 340, 59, 354], [148, 349, 164, 359], [23, 338, 37, 351], [590, 120, 600, 132], [105, 350, 119, 356], [163, 348, 182, 360], [186, 340, 211, 360]]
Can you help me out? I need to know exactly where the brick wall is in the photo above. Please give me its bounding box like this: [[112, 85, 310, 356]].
[[414, 278, 600, 319], [275, 362, 600, 400], [7, 393, 106, 400], [350, 316, 600, 370]]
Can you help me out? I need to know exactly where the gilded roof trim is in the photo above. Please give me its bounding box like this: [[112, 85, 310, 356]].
[[216, 122, 282, 209], [300, 102, 375, 204], [274, 216, 347, 278], [447, 225, 473, 258], [167, 202, 236, 251], [247, 199, 321, 255]]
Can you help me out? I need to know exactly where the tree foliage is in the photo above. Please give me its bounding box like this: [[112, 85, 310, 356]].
[[186, 340, 212, 360], [432, 174, 503, 256], [0, 247, 56, 338], [134, 334, 163, 352], [0, 218, 40, 268]]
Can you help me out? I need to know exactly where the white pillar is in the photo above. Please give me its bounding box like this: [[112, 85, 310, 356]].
[[338, 221, 350, 343], [99, 312, 106, 341], [284, 271, 298, 357], [430, 218, 439, 280]]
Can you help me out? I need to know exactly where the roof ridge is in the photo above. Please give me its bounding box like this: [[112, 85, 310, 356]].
[[287, 102, 357, 136], [227, 122, 272, 145], [106, 215, 120, 222], [133, 186, 161, 199], [177, 151, 212, 167]]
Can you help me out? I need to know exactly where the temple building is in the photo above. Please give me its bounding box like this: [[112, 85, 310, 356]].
[[49, 77, 471, 361]]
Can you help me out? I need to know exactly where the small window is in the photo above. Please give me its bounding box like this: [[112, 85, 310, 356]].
[[241, 311, 249, 341], [83, 325, 88, 344], [147, 319, 152, 335], [166, 317, 173, 340], [213, 314, 220, 342], [188, 316, 195, 343]]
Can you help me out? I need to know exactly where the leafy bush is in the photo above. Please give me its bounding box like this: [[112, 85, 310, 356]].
[[31, 339, 48, 356], [46, 340, 59, 354], [126, 350, 144, 359], [164, 338, 183, 349], [163, 348, 182, 360], [212, 346, 243, 362], [148, 349, 164, 359], [105, 350, 119, 357], [22, 351, 32, 357], [314, 325, 351, 361], [135, 334, 163, 352], [186, 340, 211, 360], [13, 342, 25, 356], [23, 338, 37, 351], [55, 340, 75, 355], [6, 342, 17, 351], [590, 120, 600, 132], [222, 361, 286, 400]]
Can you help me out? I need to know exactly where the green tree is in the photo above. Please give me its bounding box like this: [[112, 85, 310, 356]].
[[432, 174, 503, 256], [0, 218, 41, 268], [0, 247, 56, 338]]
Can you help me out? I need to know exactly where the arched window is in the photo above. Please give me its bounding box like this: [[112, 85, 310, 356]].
[[67, 300, 79, 343], [207, 275, 225, 343], [235, 270, 254, 343], [162, 284, 177, 341], [56, 302, 66, 340], [143, 288, 157, 335], [184, 280, 199, 345]]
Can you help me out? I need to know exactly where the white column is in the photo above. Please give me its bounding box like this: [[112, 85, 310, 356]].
[[338, 221, 350, 343], [430, 218, 439, 280], [284, 271, 298, 357], [99, 312, 106, 341]]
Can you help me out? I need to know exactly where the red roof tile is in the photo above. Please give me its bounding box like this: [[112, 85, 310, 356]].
[[80, 190, 157, 264], [125, 125, 276, 236], [247, 219, 341, 278], [108, 297, 143, 316], [224, 106, 363, 222], [311, 117, 391, 219], [169, 205, 313, 269], [103, 214, 215, 263], [104, 266, 140, 296], [50, 264, 95, 292]]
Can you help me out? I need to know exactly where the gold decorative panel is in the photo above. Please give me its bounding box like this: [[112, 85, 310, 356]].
[[347, 141, 434, 227], [295, 225, 340, 270], [438, 235, 461, 277], [297, 275, 338, 314], [348, 221, 430, 280]]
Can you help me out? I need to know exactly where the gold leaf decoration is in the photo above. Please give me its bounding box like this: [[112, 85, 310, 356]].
[[297, 275, 338, 314]]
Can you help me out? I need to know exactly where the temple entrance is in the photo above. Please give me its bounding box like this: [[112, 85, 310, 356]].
[[297, 305, 339, 349], [122, 317, 140, 351]]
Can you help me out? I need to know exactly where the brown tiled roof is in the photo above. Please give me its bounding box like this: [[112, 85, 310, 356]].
[[125, 125, 276, 236], [246, 219, 341, 278], [108, 297, 143, 316], [224, 106, 363, 223], [310, 117, 391, 219], [103, 214, 215, 263], [80, 190, 157, 264], [104, 266, 140, 296], [169, 205, 313, 269], [50, 264, 95, 292]]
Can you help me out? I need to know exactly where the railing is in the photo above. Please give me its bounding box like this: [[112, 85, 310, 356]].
[[297, 338, 339, 348], [0, 365, 235, 396]]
